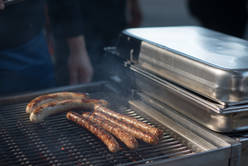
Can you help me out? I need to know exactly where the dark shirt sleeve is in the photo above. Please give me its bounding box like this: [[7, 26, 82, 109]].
[[46, 0, 83, 38]]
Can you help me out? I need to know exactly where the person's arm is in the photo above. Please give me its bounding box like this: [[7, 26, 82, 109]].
[[67, 36, 93, 84], [0, 0, 5, 10], [127, 0, 142, 27], [46, 0, 93, 84]]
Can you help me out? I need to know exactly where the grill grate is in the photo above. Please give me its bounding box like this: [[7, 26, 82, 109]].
[[0, 92, 195, 166]]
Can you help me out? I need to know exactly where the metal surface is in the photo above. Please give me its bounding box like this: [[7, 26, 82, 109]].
[[128, 94, 241, 166], [131, 66, 248, 132], [237, 137, 248, 166], [0, 83, 204, 166], [120, 26, 248, 104], [227, 132, 248, 166]]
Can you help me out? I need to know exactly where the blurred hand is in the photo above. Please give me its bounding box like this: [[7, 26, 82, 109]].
[[67, 36, 93, 85], [0, 0, 5, 10]]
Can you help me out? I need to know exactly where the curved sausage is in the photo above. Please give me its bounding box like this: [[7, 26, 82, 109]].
[[66, 112, 120, 153], [30, 98, 107, 123], [93, 111, 159, 145], [82, 112, 138, 149], [26, 92, 88, 114], [94, 104, 163, 138]]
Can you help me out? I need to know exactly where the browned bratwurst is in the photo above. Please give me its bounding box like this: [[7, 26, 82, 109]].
[[94, 104, 163, 138], [26, 92, 88, 114], [30, 98, 108, 123], [82, 112, 138, 149], [93, 111, 159, 145], [66, 112, 120, 153]]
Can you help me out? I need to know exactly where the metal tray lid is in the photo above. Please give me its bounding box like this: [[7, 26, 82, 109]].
[[118, 26, 248, 105], [123, 26, 248, 70]]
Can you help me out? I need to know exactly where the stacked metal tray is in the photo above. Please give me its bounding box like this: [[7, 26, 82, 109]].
[[117, 26, 248, 132], [121, 26, 248, 105], [131, 66, 248, 132]]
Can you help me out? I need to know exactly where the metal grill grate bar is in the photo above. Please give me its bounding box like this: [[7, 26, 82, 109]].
[[0, 91, 195, 166]]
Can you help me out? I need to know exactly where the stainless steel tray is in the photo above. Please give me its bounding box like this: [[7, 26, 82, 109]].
[[121, 26, 248, 105], [131, 65, 248, 133]]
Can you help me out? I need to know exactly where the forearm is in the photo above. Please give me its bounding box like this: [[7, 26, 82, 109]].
[[67, 35, 93, 84], [46, 0, 92, 84], [67, 35, 87, 56]]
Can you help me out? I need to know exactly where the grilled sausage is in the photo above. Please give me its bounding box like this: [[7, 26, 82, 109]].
[[66, 112, 120, 153], [94, 104, 163, 138], [30, 98, 108, 123], [82, 112, 138, 149], [26, 92, 88, 114], [93, 111, 159, 145]]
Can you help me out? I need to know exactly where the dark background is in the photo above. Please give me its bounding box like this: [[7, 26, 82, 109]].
[[141, 0, 198, 27], [140, 0, 248, 39]]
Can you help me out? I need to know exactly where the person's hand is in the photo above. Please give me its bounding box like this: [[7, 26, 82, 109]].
[[67, 36, 93, 85], [0, 0, 5, 10], [128, 0, 143, 27]]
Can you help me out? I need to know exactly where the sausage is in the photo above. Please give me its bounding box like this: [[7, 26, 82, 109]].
[[26, 92, 88, 114], [94, 104, 163, 138], [66, 112, 120, 153], [93, 111, 159, 145], [30, 98, 108, 123], [82, 112, 138, 149]]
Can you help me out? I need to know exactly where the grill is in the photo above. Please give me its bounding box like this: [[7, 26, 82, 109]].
[[0, 83, 198, 166], [0, 26, 245, 166], [117, 27, 248, 133]]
